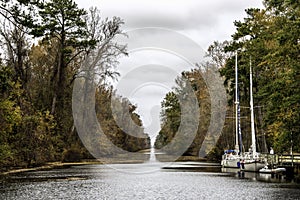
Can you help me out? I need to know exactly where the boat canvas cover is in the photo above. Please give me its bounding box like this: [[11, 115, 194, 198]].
[[224, 150, 236, 154]]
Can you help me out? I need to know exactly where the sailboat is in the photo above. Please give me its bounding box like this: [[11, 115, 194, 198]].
[[221, 52, 243, 168], [221, 54, 266, 172]]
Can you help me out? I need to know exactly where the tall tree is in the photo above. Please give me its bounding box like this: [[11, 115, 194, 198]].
[[155, 69, 211, 157], [0, 65, 22, 168], [220, 1, 300, 153], [30, 0, 91, 115]]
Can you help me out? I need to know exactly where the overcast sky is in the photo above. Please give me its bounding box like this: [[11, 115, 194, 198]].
[[76, 0, 263, 142], [77, 0, 263, 48]]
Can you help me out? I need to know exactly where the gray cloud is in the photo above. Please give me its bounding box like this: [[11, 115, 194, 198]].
[[77, 0, 263, 50], [76, 0, 263, 138]]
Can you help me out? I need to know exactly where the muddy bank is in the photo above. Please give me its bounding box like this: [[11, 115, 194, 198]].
[[0, 160, 102, 176]]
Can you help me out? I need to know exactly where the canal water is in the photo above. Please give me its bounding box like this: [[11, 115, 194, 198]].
[[1, 161, 300, 200]]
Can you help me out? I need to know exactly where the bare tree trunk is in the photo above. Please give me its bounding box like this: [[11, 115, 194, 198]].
[[51, 94, 57, 115]]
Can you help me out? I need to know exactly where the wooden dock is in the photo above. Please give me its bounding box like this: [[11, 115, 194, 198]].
[[262, 153, 300, 176]]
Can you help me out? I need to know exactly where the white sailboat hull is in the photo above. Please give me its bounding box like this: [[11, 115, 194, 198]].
[[221, 158, 239, 168], [243, 161, 265, 172], [221, 155, 266, 172]]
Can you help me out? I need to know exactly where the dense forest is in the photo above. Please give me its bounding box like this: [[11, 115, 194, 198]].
[[155, 0, 299, 159], [154, 69, 211, 158], [0, 0, 150, 170], [215, 0, 299, 157], [0, 0, 299, 170]]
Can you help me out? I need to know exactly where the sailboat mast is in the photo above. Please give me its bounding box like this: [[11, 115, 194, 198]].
[[235, 52, 243, 153], [250, 57, 257, 156], [235, 52, 239, 152], [235, 52, 243, 154]]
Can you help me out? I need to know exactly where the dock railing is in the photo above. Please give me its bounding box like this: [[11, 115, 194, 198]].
[[260, 153, 300, 167], [278, 154, 300, 166]]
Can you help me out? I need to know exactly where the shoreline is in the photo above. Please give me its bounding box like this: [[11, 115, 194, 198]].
[[0, 160, 103, 176], [0, 155, 211, 176], [0, 158, 150, 176]]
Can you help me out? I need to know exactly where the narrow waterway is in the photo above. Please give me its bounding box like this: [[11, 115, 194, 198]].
[[1, 158, 300, 200]]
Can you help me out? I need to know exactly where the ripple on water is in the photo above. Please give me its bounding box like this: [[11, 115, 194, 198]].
[[1, 164, 300, 200]]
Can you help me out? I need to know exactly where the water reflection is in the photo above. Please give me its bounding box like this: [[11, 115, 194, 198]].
[[221, 168, 290, 183], [1, 163, 300, 200]]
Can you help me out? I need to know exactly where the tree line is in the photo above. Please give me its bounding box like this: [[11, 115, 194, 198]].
[[0, 0, 150, 170], [155, 0, 299, 159], [154, 69, 211, 158], [217, 0, 299, 156], [0, 0, 298, 168]]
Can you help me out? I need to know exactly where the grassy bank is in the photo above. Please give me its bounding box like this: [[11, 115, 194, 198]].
[[176, 156, 207, 162], [0, 154, 150, 176], [0, 160, 103, 176], [0, 154, 211, 176]]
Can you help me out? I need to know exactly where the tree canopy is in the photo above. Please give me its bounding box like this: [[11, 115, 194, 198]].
[[219, 0, 299, 153], [0, 0, 150, 170]]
